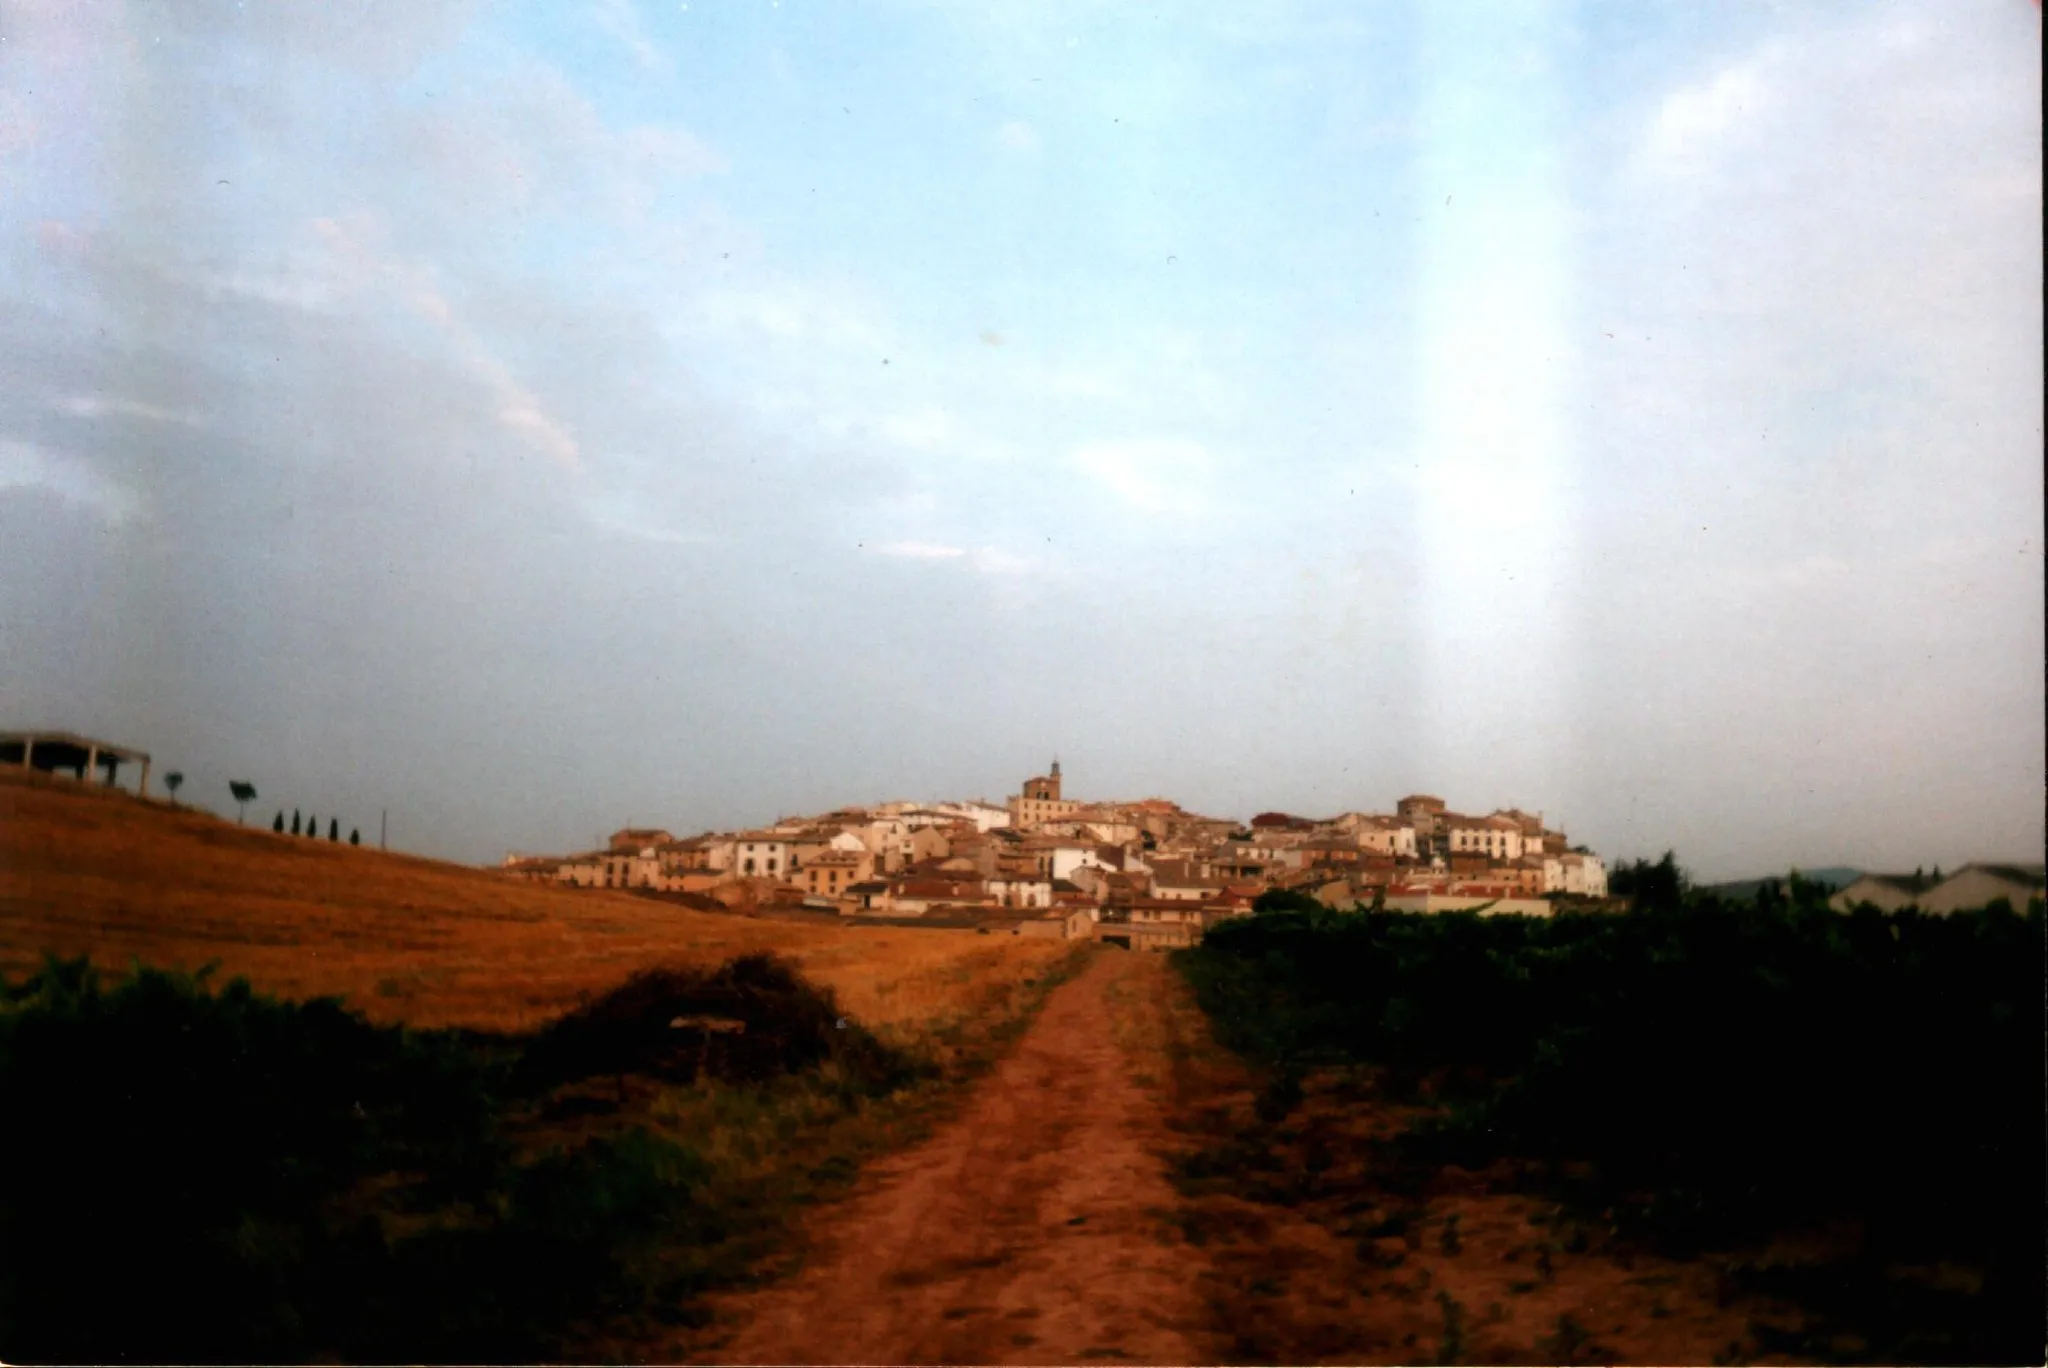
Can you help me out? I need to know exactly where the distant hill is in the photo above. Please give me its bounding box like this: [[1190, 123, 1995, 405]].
[[1698, 866, 1863, 901]]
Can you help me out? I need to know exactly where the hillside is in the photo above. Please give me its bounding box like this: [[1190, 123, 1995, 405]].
[[0, 767, 1063, 1033]]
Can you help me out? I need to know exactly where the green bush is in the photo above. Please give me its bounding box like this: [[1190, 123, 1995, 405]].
[[0, 955, 820, 1362], [1177, 896, 2045, 1354]]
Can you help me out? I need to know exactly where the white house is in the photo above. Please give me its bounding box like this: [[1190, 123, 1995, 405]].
[[604, 846, 662, 889], [1919, 864, 2044, 914], [1046, 843, 1129, 883], [931, 800, 1013, 832], [1153, 870, 1224, 902], [1446, 815, 1523, 862], [1828, 873, 1933, 913], [733, 832, 791, 879], [1541, 852, 1607, 897], [1333, 814, 1419, 859], [987, 874, 1053, 909], [558, 851, 605, 887]]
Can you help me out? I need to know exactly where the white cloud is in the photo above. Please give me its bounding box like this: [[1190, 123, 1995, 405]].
[[701, 276, 886, 352], [498, 397, 582, 470], [873, 540, 967, 559], [1642, 50, 1776, 168], [867, 540, 1037, 576], [583, 492, 714, 545], [299, 215, 585, 471], [590, 0, 669, 72], [622, 124, 726, 177], [879, 407, 955, 451], [0, 437, 141, 523], [0, 89, 38, 163], [1070, 437, 1214, 515], [54, 394, 206, 427], [994, 120, 1041, 154], [969, 546, 1035, 575]]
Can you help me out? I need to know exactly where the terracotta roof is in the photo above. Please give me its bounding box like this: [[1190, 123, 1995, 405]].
[[895, 878, 986, 898]]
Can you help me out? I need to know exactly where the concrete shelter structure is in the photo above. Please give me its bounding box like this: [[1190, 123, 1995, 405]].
[[1, 730, 151, 795]]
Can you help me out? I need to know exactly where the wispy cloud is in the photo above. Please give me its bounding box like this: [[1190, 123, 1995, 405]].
[[590, 0, 668, 72], [994, 120, 1041, 155], [1641, 49, 1778, 169], [307, 215, 585, 472], [867, 540, 1038, 576], [0, 89, 39, 162], [0, 438, 141, 523], [584, 493, 715, 545], [1070, 437, 1214, 516], [873, 540, 967, 560], [967, 546, 1036, 576], [622, 124, 725, 177], [702, 275, 887, 352], [879, 407, 955, 451], [54, 394, 206, 427]]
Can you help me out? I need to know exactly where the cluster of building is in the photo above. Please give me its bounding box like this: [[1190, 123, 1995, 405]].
[[500, 763, 1611, 949]]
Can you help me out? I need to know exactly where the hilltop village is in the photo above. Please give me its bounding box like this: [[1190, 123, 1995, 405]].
[[502, 763, 1611, 948]]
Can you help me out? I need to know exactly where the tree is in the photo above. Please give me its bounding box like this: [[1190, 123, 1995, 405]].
[[228, 781, 257, 823], [1610, 850, 1688, 914], [304, 815, 315, 839], [329, 818, 339, 842], [349, 828, 360, 847], [1253, 887, 1326, 916], [273, 812, 284, 833], [291, 811, 301, 836], [164, 771, 184, 804]]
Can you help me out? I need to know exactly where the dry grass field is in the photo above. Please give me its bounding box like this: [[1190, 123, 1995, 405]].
[[0, 767, 1069, 1035]]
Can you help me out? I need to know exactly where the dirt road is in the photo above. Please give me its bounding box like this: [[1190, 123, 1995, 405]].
[[676, 943, 1774, 1366], [687, 949, 1216, 1365]]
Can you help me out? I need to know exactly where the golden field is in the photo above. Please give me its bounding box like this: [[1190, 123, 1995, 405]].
[[0, 767, 1070, 1034]]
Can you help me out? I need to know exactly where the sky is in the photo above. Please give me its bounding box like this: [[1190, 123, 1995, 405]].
[[0, 0, 2039, 880]]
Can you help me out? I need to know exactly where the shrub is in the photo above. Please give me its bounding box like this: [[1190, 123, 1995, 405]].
[[1178, 900, 2045, 1320], [0, 957, 501, 1361], [0, 959, 768, 1361], [520, 953, 925, 1096]]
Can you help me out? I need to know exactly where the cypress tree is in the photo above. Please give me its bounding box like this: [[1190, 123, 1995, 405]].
[[273, 811, 284, 833], [329, 817, 339, 842], [349, 828, 360, 847], [291, 811, 301, 836]]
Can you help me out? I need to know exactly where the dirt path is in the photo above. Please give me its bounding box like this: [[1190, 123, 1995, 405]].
[[674, 945, 1776, 1366], [684, 950, 1215, 1365]]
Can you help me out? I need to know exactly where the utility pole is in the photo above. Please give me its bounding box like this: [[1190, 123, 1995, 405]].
[[380, 808, 387, 851]]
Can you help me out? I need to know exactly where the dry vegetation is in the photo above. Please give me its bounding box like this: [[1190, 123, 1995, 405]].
[[1, 767, 1104, 1361], [0, 766, 1067, 1035]]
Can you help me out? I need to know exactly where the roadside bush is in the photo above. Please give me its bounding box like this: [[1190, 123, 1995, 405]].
[[0, 952, 892, 1362], [1178, 897, 2044, 1346], [520, 952, 926, 1095], [0, 956, 505, 1360]]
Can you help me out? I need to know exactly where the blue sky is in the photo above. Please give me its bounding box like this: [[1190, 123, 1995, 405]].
[[1, 0, 2040, 877]]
